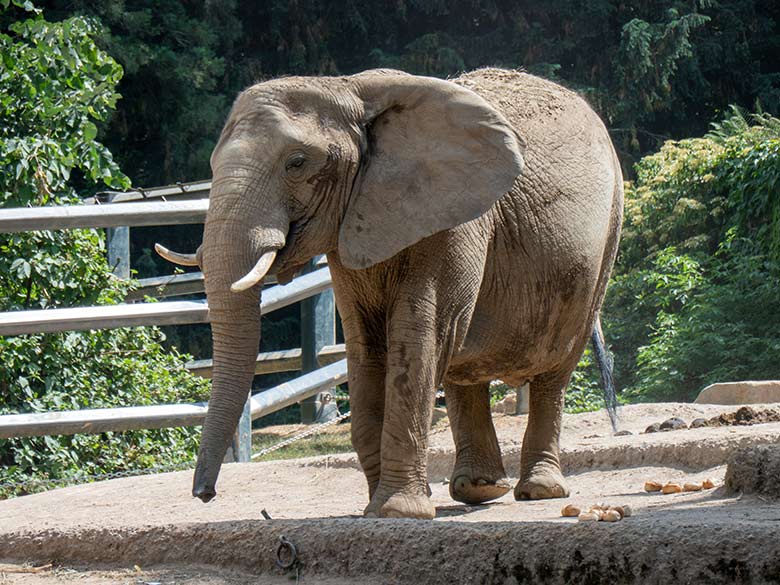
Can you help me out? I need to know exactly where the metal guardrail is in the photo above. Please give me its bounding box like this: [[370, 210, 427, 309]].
[[127, 272, 211, 301], [126, 258, 328, 301], [186, 343, 346, 378], [0, 267, 332, 336], [0, 199, 209, 232], [0, 360, 348, 439], [86, 180, 212, 205], [0, 193, 344, 460]]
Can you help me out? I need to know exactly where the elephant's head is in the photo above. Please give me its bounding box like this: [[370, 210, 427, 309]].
[[157, 70, 525, 502]]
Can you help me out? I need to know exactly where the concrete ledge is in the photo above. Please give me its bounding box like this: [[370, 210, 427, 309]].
[[2, 513, 779, 584], [304, 423, 780, 481]]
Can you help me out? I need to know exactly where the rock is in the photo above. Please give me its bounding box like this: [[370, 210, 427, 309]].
[[644, 422, 662, 433], [725, 445, 780, 499], [695, 380, 780, 405], [491, 393, 517, 415], [660, 417, 688, 431], [613, 430, 633, 436], [690, 418, 708, 428]]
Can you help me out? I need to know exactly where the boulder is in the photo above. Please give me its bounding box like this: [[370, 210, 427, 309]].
[[492, 393, 517, 415], [694, 380, 780, 405], [659, 417, 688, 431], [725, 445, 780, 499], [490, 383, 530, 415]]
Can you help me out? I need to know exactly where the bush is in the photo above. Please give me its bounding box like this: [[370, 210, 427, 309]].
[[605, 108, 780, 402], [0, 2, 209, 498]]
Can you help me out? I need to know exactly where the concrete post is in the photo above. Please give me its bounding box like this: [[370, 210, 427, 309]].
[[105, 194, 130, 279], [300, 257, 339, 424], [224, 392, 253, 463], [516, 382, 530, 415]]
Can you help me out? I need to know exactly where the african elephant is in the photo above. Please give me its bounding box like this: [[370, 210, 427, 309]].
[[157, 68, 623, 520]]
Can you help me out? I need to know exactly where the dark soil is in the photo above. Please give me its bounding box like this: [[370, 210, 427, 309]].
[[645, 406, 780, 433], [708, 405, 780, 427]]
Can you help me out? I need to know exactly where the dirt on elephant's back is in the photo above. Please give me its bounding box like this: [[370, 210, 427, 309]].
[[2, 402, 780, 584]]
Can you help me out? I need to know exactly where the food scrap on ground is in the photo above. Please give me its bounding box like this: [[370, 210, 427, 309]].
[[644, 478, 716, 493], [563, 503, 632, 523], [662, 482, 683, 494]]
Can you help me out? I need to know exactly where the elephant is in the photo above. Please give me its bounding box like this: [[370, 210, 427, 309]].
[[156, 67, 623, 520]]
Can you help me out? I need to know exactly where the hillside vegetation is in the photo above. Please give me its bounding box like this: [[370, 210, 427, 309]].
[[0, 0, 778, 491]]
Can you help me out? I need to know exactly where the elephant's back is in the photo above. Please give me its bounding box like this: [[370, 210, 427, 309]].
[[447, 69, 622, 385], [454, 68, 585, 127], [454, 68, 617, 228]]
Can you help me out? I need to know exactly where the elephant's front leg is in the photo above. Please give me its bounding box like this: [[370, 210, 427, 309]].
[[348, 355, 386, 500], [364, 335, 439, 519], [335, 294, 388, 502]]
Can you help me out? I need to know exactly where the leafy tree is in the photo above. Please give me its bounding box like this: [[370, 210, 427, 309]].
[[29, 0, 778, 371], [38, 0, 241, 187], [36, 0, 780, 186], [0, 1, 209, 497], [604, 108, 780, 401]]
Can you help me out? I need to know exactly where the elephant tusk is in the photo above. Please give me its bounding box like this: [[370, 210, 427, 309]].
[[230, 250, 277, 292], [155, 243, 201, 267]]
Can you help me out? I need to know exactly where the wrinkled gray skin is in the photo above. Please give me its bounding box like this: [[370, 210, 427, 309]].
[[159, 68, 623, 520]]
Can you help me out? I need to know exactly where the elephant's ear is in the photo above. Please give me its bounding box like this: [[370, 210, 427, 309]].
[[338, 73, 525, 270]]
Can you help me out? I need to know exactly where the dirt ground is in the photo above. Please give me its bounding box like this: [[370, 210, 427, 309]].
[[2, 403, 780, 584]]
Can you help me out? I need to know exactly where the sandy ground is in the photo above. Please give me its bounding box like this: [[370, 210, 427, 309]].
[[2, 403, 780, 584]]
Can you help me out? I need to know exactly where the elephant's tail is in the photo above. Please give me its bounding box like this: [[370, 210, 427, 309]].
[[590, 314, 619, 432]]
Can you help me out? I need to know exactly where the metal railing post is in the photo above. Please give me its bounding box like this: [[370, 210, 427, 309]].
[[224, 391, 252, 463], [106, 193, 130, 278], [300, 257, 339, 423]]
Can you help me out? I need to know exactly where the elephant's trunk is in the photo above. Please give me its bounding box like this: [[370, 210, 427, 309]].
[[192, 172, 288, 502], [193, 292, 261, 502]]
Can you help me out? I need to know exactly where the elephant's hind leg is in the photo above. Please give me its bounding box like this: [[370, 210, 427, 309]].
[[514, 370, 570, 500], [445, 381, 510, 504]]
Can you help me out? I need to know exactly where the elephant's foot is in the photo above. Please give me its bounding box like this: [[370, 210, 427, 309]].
[[450, 475, 511, 505], [381, 493, 436, 519], [514, 461, 569, 500], [364, 487, 435, 519]]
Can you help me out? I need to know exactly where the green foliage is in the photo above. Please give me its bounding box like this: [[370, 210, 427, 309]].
[[38, 0, 241, 186], [565, 348, 612, 414], [0, 2, 129, 310], [614, 10, 710, 126], [31, 0, 780, 187], [0, 3, 209, 497], [24, 0, 778, 391], [606, 109, 780, 402]]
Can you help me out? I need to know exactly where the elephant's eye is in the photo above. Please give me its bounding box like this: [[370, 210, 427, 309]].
[[285, 154, 306, 173]]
